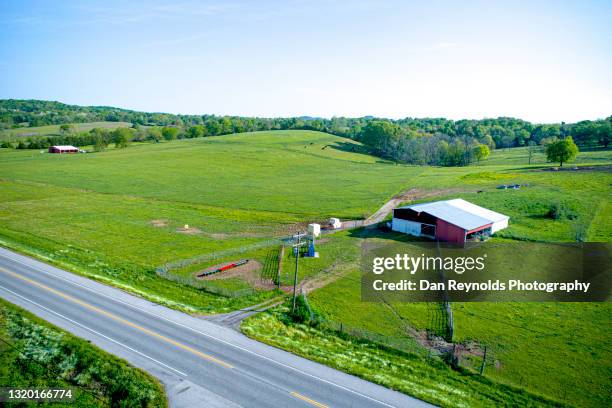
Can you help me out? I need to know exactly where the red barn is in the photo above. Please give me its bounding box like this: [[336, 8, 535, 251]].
[[392, 199, 509, 245], [48, 145, 79, 154]]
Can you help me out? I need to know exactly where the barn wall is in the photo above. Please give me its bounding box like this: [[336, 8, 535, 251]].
[[392, 219, 422, 236], [491, 219, 508, 233], [435, 219, 466, 244]]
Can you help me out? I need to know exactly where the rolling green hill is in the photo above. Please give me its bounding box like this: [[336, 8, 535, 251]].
[[0, 129, 610, 407], [0, 130, 423, 218], [0, 131, 423, 311], [0, 121, 132, 140]]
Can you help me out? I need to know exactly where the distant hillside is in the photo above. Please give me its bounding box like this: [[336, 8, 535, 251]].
[[1, 121, 132, 139], [1, 99, 609, 164]]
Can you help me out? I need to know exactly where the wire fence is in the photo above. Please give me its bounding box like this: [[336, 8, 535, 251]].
[[155, 239, 284, 298], [158, 238, 282, 271], [155, 266, 256, 298], [318, 319, 431, 357], [299, 291, 430, 358], [298, 292, 494, 373]]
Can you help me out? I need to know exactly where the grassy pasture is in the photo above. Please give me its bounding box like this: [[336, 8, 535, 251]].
[[0, 131, 422, 311], [0, 121, 132, 140], [0, 130, 610, 406], [303, 153, 612, 406], [0, 122, 132, 141], [477, 145, 612, 167], [308, 268, 612, 407], [243, 308, 565, 408], [0, 131, 423, 218]]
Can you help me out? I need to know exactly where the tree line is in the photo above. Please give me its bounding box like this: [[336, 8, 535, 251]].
[[1, 99, 609, 165]]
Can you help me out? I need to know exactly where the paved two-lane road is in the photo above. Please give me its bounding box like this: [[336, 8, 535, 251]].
[[0, 247, 431, 408]]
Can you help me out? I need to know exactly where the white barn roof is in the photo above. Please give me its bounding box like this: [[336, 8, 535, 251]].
[[51, 145, 78, 150], [398, 199, 509, 231]]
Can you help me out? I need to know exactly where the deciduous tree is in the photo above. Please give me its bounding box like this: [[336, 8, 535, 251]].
[[472, 144, 490, 163], [59, 124, 75, 135], [546, 136, 579, 167], [161, 126, 179, 141], [112, 128, 132, 148]]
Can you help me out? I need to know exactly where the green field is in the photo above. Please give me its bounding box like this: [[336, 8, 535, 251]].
[[0, 129, 610, 407], [475, 145, 612, 167], [0, 121, 132, 140], [300, 149, 612, 406], [0, 298, 166, 407], [0, 131, 422, 217], [243, 308, 565, 408], [0, 131, 423, 311]]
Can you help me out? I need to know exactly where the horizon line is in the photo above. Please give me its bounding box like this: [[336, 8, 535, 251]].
[[1, 97, 610, 125]]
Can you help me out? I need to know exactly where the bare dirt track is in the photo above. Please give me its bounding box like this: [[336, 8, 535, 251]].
[[363, 188, 418, 225], [362, 187, 463, 226]]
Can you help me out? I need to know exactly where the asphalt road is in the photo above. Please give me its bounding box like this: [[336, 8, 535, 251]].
[[0, 247, 432, 408]]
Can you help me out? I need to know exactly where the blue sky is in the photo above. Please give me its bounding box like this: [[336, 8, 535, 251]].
[[1, 0, 610, 122]]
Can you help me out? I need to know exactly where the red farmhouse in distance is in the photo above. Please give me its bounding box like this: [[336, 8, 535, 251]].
[[48, 145, 79, 154]]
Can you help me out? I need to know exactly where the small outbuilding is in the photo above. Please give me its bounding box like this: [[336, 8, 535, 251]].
[[48, 145, 79, 154], [392, 198, 509, 244], [328, 218, 342, 229]]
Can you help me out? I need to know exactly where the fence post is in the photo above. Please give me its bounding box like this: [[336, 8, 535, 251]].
[[446, 301, 454, 341], [277, 245, 284, 289], [480, 346, 487, 375], [435, 239, 454, 342]]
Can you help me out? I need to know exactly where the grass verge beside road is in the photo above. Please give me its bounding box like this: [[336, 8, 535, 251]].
[[241, 307, 565, 408], [0, 298, 166, 407]]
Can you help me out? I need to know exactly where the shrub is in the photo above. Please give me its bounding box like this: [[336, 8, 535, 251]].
[[289, 295, 310, 323], [289, 295, 322, 324], [547, 201, 577, 220]]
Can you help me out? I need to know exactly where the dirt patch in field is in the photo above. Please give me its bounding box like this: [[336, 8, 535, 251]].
[[406, 325, 487, 362], [150, 219, 168, 227], [176, 226, 202, 234], [196, 259, 275, 289], [281, 222, 312, 235], [202, 231, 282, 240], [203, 232, 230, 239]]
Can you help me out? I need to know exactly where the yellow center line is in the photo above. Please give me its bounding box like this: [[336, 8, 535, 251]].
[[0, 266, 233, 369], [290, 391, 329, 408]]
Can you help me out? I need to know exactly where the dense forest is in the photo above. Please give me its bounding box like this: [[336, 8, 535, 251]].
[[1, 99, 609, 166]]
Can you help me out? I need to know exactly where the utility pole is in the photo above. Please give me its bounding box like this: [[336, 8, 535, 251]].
[[292, 237, 300, 313], [291, 233, 307, 313]]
